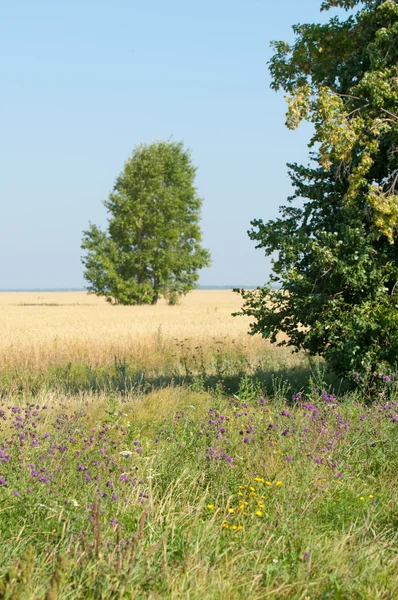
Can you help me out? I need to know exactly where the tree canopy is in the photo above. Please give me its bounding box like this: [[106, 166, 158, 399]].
[[270, 0, 398, 242], [82, 141, 211, 305], [236, 0, 398, 376]]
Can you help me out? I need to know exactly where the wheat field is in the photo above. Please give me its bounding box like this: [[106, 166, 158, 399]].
[[0, 290, 275, 373]]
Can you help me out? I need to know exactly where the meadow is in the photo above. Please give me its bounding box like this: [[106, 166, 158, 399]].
[[0, 291, 397, 599]]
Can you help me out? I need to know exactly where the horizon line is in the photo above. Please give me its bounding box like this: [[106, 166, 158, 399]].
[[0, 285, 261, 292]]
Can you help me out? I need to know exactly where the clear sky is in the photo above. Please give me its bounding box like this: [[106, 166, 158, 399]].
[[1, 0, 337, 289]]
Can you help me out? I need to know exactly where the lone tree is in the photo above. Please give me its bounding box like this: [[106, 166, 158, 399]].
[[82, 141, 211, 305], [236, 0, 398, 376]]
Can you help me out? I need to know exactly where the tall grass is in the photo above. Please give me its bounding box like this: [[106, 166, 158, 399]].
[[0, 375, 397, 599], [0, 291, 269, 371], [0, 290, 296, 397]]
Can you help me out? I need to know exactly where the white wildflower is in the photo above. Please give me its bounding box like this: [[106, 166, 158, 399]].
[[120, 450, 133, 457]]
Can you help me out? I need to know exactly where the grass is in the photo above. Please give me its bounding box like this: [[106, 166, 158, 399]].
[[1, 380, 397, 599], [0, 291, 397, 598], [0, 290, 306, 397], [0, 290, 268, 371]]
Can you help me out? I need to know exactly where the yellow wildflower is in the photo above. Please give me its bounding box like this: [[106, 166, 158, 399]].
[[255, 511, 263, 517], [207, 504, 215, 510], [265, 481, 272, 486], [275, 481, 282, 487], [359, 496, 365, 501], [254, 477, 264, 482], [228, 508, 235, 514], [222, 522, 229, 529], [369, 494, 374, 499]]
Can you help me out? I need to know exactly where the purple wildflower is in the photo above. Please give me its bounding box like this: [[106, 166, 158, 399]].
[[321, 391, 335, 403], [280, 410, 292, 418]]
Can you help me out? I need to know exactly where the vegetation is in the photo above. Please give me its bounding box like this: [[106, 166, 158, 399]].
[[237, 0, 398, 376], [0, 291, 397, 598], [82, 141, 211, 306], [0, 374, 397, 599], [0, 291, 311, 397], [0, 291, 277, 380], [272, 0, 398, 241]]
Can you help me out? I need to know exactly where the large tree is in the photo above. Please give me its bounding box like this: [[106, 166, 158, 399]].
[[236, 0, 398, 375], [82, 141, 211, 305]]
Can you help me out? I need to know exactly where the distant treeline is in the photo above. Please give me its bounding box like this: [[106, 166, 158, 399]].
[[0, 286, 267, 292]]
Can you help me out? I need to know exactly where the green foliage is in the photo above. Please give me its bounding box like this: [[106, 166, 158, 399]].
[[237, 0, 398, 376], [82, 141, 211, 305], [269, 0, 398, 241], [237, 161, 398, 375]]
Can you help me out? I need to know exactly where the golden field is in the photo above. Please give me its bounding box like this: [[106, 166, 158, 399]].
[[0, 290, 279, 373]]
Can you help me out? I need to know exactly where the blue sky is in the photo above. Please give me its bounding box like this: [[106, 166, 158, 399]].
[[1, 0, 337, 289]]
